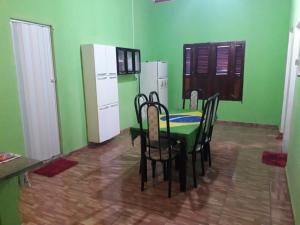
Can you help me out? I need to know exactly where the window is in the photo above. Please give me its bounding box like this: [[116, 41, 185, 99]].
[[183, 41, 246, 101]]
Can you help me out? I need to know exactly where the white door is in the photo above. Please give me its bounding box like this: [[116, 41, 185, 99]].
[[98, 103, 120, 142], [280, 32, 294, 133], [11, 20, 60, 161], [282, 25, 300, 152]]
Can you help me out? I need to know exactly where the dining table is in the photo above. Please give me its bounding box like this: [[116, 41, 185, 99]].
[[130, 110, 202, 192]]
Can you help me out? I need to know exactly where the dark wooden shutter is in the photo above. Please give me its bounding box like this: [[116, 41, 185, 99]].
[[192, 43, 211, 98], [183, 41, 245, 101], [195, 44, 210, 75], [183, 44, 193, 98], [216, 45, 230, 75], [213, 43, 232, 99], [230, 41, 245, 100]]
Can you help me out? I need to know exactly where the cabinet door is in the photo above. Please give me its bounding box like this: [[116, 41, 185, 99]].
[[134, 50, 141, 73], [106, 46, 117, 75], [98, 103, 120, 142], [126, 50, 134, 74], [93, 45, 107, 75], [116, 48, 126, 74], [96, 74, 118, 106]]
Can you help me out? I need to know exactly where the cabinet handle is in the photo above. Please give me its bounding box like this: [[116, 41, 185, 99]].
[[109, 73, 116, 75], [110, 104, 118, 107], [97, 73, 106, 76], [97, 77, 107, 80], [100, 106, 109, 110], [109, 76, 116, 79]]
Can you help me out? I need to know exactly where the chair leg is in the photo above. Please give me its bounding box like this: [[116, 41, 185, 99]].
[[207, 143, 212, 167], [141, 156, 145, 191], [163, 162, 168, 181], [175, 155, 180, 170], [200, 151, 205, 176], [151, 160, 156, 178], [139, 159, 142, 174], [192, 152, 197, 188], [168, 160, 172, 198], [203, 143, 208, 161]]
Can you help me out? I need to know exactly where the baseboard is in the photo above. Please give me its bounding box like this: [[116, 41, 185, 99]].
[[217, 120, 279, 130], [120, 128, 130, 135]]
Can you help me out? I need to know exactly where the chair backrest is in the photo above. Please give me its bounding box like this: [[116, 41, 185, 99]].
[[134, 94, 148, 123], [139, 101, 171, 161], [207, 93, 220, 142], [149, 91, 162, 113], [193, 97, 214, 152], [183, 89, 205, 111]]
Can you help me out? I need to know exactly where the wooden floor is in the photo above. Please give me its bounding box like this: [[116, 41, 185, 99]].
[[20, 123, 294, 225]]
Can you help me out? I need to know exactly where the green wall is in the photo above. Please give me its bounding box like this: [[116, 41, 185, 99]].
[[0, 178, 20, 225], [286, 0, 300, 223], [150, 0, 291, 125], [0, 0, 155, 155], [0, 0, 291, 155]]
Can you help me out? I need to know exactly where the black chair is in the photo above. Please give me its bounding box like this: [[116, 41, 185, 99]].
[[149, 91, 162, 113], [204, 93, 220, 167], [183, 89, 205, 111], [139, 101, 180, 198], [134, 93, 149, 175], [134, 93, 148, 123], [189, 96, 214, 187]]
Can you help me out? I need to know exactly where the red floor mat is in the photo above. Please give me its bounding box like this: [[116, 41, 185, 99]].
[[34, 158, 78, 177], [262, 151, 287, 168]]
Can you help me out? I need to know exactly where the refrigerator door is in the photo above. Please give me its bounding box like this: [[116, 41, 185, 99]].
[[98, 103, 120, 142], [96, 74, 118, 107], [141, 62, 159, 97], [158, 78, 168, 108], [157, 61, 168, 78]]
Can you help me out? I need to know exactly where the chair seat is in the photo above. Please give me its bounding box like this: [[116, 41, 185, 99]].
[[146, 139, 180, 161]]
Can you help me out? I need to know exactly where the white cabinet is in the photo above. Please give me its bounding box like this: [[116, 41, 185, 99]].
[[94, 45, 107, 75], [81, 44, 120, 143], [96, 74, 118, 107], [98, 103, 120, 141], [106, 46, 117, 75]]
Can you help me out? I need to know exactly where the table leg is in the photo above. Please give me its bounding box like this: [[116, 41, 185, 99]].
[[179, 139, 187, 192]]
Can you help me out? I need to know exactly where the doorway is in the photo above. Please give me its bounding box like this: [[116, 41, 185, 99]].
[[11, 20, 61, 161], [280, 22, 300, 152]]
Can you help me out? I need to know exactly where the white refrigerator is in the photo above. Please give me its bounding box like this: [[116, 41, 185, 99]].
[[140, 61, 168, 108]]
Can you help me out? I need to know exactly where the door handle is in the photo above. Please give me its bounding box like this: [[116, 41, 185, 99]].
[[97, 77, 107, 80]]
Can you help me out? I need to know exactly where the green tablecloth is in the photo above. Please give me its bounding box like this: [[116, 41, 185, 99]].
[[130, 110, 200, 154]]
